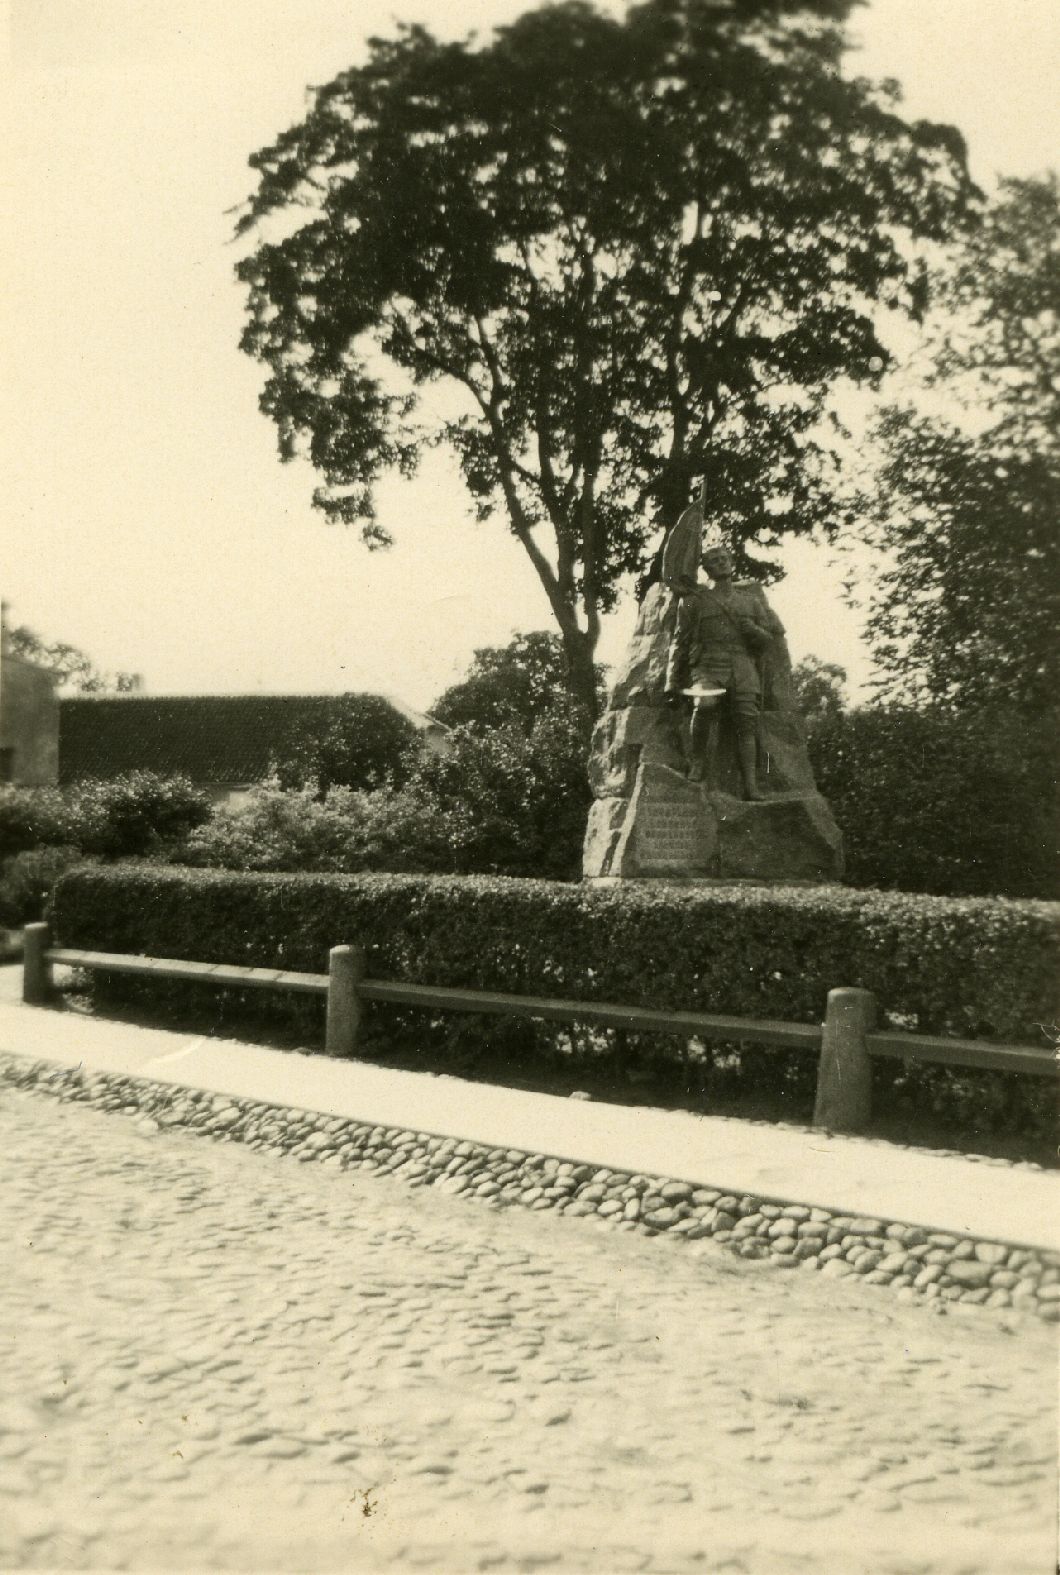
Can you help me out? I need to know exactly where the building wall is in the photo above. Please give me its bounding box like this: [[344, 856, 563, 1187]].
[[0, 652, 60, 785]]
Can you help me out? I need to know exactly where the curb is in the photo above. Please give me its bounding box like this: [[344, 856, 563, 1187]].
[[4, 1050, 1058, 1322]]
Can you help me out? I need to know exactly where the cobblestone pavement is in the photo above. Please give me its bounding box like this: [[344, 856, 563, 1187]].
[[1, 1087, 1055, 1575]]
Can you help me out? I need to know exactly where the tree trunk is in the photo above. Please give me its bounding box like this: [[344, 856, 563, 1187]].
[[562, 625, 601, 731]]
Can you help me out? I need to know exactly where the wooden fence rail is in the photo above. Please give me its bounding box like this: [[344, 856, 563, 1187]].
[[21, 923, 1057, 1134]]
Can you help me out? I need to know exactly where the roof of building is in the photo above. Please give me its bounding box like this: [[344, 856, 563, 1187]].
[[57, 692, 444, 785]]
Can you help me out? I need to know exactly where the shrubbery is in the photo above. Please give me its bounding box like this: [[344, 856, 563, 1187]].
[[174, 694, 1055, 898], [0, 773, 210, 925], [182, 714, 590, 881], [808, 705, 1058, 899], [49, 864, 1059, 1144], [391, 714, 590, 879], [0, 786, 70, 857], [0, 845, 83, 929], [68, 773, 212, 858], [52, 862, 1058, 1043]]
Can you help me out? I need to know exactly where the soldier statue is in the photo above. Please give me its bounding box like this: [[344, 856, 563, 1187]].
[[661, 504, 784, 801]]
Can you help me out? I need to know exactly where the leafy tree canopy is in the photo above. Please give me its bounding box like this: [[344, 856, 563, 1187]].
[[6, 622, 139, 695], [273, 693, 419, 793], [236, 0, 976, 711], [858, 176, 1059, 710], [431, 630, 606, 732], [791, 654, 847, 721]]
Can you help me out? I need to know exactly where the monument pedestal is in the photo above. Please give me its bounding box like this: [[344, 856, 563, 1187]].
[[582, 581, 844, 884], [584, 760, 844, 882]]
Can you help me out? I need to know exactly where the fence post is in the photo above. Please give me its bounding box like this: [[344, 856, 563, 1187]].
[[325, 944, 365, 1057], [813, 987, 877, 1132], [23, 922, 53, 1005]]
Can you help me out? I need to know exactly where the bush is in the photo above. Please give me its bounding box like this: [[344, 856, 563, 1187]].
[[181, 717, 591, 881], [0, 845, 85, 927], [52, 863, 1058, 1043], [49, 865, 1059, 1145], [67, 772, 212, 857], [0, 786, 71, 858], [392, 716, 591, 879], [181, 779, 454, 875], [809, 705, 1059, 899], [0, 773, 211, 863], [182, 781, 363, 872]]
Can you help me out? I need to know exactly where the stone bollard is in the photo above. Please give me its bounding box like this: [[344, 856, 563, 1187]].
[[813, 987, 877, 1132], [325, 944, 365, 1057], [23, 922, 53, 1005]]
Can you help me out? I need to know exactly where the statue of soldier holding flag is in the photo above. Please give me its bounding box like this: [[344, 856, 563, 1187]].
[[660, 489, 785, 801]]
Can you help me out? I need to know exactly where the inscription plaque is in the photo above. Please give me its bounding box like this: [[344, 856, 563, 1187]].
[[637, 797, 702, 869]]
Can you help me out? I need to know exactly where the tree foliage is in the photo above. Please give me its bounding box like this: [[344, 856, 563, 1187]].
[[236, 0, 975, 710], [272, 693, 419, 792], [808, 705, 1058, 899], [790, 654, 847, 721], [186, 717, 590, 882], [859, 176, 1059, 709], [6, 623, 139, 695], [431, 630, 605, 733]]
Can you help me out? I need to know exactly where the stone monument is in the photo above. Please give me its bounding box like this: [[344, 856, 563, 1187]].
[[583, 490, 844, 883]]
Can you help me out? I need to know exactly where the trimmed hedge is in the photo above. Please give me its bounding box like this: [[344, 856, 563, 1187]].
[[50, 862, 1059, 1043]]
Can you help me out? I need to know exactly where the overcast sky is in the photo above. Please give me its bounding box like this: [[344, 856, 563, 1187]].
[[2, 0, 1057, 707]]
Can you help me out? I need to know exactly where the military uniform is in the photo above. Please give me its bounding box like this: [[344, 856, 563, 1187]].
[[665, 582, 782, 716]]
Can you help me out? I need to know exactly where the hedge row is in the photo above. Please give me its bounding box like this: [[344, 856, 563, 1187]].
[[50, 863, 1059, 1043]]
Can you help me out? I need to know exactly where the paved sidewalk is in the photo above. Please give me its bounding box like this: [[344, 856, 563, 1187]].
[[0, 965, 1054, 1250]]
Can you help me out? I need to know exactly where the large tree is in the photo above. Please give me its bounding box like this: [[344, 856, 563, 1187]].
[[859, 176, 1059, 710], [431, 630, 605, 732], [236, 0, 975, 713]]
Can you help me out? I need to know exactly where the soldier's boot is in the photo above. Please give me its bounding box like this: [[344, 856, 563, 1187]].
[[687, 706, 720, 786], [736, 725, 766, 802]]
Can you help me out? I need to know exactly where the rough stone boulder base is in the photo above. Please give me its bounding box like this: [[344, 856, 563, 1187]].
[[583, 583, 844, 882], [585, 761, 843, 881], [714, 792, 845, 882]]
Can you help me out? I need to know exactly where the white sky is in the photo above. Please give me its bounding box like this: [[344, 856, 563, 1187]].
[[2, 0, 1057, 707]]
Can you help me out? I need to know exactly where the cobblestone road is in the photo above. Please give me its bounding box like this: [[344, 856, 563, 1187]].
[[1, 1085, 1055, 1574]]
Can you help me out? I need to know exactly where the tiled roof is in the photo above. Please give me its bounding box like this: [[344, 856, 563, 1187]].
[[57, 693, 440, 785]]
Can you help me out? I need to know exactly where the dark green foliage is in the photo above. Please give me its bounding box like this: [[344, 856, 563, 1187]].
[[182, 716, 590, 881], [0, 845, 84, 928], [809, 706, 1059, 899], [235, 0, 976, 710], [432, 631, 605, 734], [0, 786, 70, 859], [273, 693, 419, 792], [859, 176, 1060, 710], [52, 863, 1058, 1045], [790, 656, 848, 723]]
